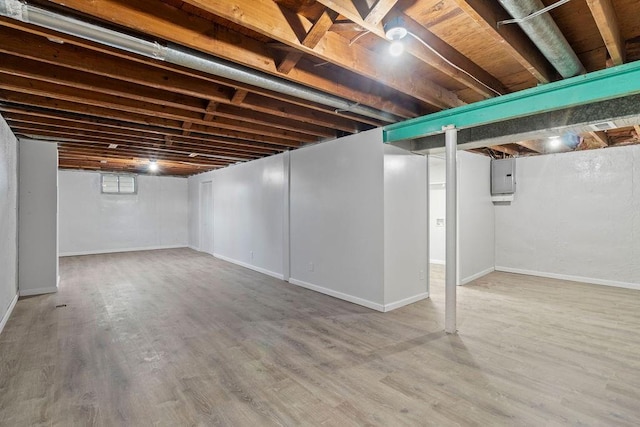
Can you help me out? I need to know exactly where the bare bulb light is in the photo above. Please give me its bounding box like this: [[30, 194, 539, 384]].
[[148, 161, 159, 172], [549, 136, 561, 148], [389, 40, 404, 56], [384, 17, 408, 57]]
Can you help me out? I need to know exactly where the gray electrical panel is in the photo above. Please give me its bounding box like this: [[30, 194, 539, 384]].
[[491, 158, 516, 195]]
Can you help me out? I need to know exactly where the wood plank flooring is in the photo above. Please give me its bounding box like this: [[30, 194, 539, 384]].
[[1, 248, 640, 426]]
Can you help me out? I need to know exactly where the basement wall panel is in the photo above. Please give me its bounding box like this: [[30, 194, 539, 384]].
[[0, 114, 18, 331], [59, 171, 188, 255], [495, 145, 640, 288], [458, 151, 495, 284], [18, 139, 58, 295], [289, 128, 385, 308]]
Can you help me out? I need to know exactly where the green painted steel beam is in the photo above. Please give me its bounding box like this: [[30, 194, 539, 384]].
[[383, 61, 640, 143]]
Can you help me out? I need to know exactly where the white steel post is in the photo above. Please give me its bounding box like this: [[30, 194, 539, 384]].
[[444, 126, 457, 334]]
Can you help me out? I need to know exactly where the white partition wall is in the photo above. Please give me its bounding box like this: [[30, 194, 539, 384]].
[[212, 154, 286, 279], [19, 139, 58, 296], [429, 156, 446, 264], [289, 130, 386, 309], [188, 154, 287, 280], [58, 171, 188, 256], [0, 115, 18, 332], [189, 129, 429, 311], [495, 145, 640, 289], [458, 151, 495, 284], [383, 144, 429, 309]]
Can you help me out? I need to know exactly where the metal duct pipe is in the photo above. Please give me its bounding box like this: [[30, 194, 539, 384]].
[[498, 0, 585, 78], [0, 0, 395, 123]]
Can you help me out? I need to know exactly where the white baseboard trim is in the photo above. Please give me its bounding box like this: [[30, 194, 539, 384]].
[[495, 266, 640, 291], [430, 259, 445, 265], [460, 267, 495, 286], [288, 278, 385, 312], [0, 293, 19, 336], [59, 245, 188, 257], [384, 292, 429, 312], [213, 253, 284, 280], [19, 286, 58, 297]]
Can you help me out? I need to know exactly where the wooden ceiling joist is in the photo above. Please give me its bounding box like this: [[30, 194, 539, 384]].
[[0, 73, 323, 141], [364, 0, 399, 25], [453, 0, 557, 83], [0, 106, 282, 155], [0, 91, 303, 148], [315, 0, 507, 99], [177, 0, 463, 109], [586, 0, 625, 66], [36, 0, 417, 118]]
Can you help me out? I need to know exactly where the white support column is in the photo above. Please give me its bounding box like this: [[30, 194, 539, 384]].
[[444, 126, 457, 334]]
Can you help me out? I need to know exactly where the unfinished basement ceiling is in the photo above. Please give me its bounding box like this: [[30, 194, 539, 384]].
[[1, 0, 640, 175]]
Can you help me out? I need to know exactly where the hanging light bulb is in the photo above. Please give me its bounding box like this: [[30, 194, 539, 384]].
[[383, 17, 408, 57], [148, 160, 159, 172], [389, 40, 404, 56]]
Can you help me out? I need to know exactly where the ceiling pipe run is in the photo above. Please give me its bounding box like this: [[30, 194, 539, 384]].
[[0, 0, 396, 123], [498, 0, 585, 78]]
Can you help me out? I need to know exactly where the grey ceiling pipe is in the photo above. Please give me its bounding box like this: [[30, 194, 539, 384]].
[[0, 0, 395, 123], [498, 0, 585, 78]]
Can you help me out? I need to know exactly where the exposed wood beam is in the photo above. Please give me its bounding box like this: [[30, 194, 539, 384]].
[[329, 21, 366, 32], [587, 130, 610, 147], [164, 135, 173, 147], [38, 0, 418, 118], [277, 9, 336, 74], [203, 101, 218, 122], [302, 9, 338, 48], [276, 52, 304, 74], [10, 124, 254, 162], [0, 71, 330, 140], [0, 29, 358, 134], [315, 0, 506, 99], [453, 0, 557, 83], [489, 145, 519, 156], [586, 0, 625, 66], [179, 0, 462, 109], [365, 0, 399, 25], [230, 89, 249, 105], [0, 106, 284, 153], [3, 112, 278, 155], [634, 125, 640, 139], [515, 140, 545, 153], [0, 91, 303, 147], [182, 121, 192, 136]]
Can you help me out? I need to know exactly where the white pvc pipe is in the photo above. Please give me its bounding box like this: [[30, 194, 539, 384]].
[[444, 126, 457, 334]]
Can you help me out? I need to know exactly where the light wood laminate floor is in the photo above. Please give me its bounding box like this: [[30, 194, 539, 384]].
[[1, 248, 640, 426]]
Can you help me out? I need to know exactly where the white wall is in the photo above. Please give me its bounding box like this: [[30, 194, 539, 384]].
[[429, 156, 446, 264], [188, 154, 287, 279], [188, 129, 429, 311], [458, 151, 495, 284], [19, 139, 58, 296], [213, 154, 286, 278], [290, 129, 385, 308], [495, 145, 640, 289], [58, 171, 188, 255], [0, 115, 18, 333], [384, 144, 429, 308]]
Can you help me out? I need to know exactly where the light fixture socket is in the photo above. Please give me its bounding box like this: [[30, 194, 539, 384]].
[[383, 17, 407, 41]]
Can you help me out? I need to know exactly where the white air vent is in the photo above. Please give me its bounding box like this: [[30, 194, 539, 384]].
[[589, 121, 617, 131]]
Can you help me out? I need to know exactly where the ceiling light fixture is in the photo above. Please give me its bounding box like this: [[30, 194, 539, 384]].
[[549, 136, 562, 148], [381, 16, 502, 96], [384, 17, 407, 57], [148, 160, 159, 172], [108, 143, 118, 149]]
